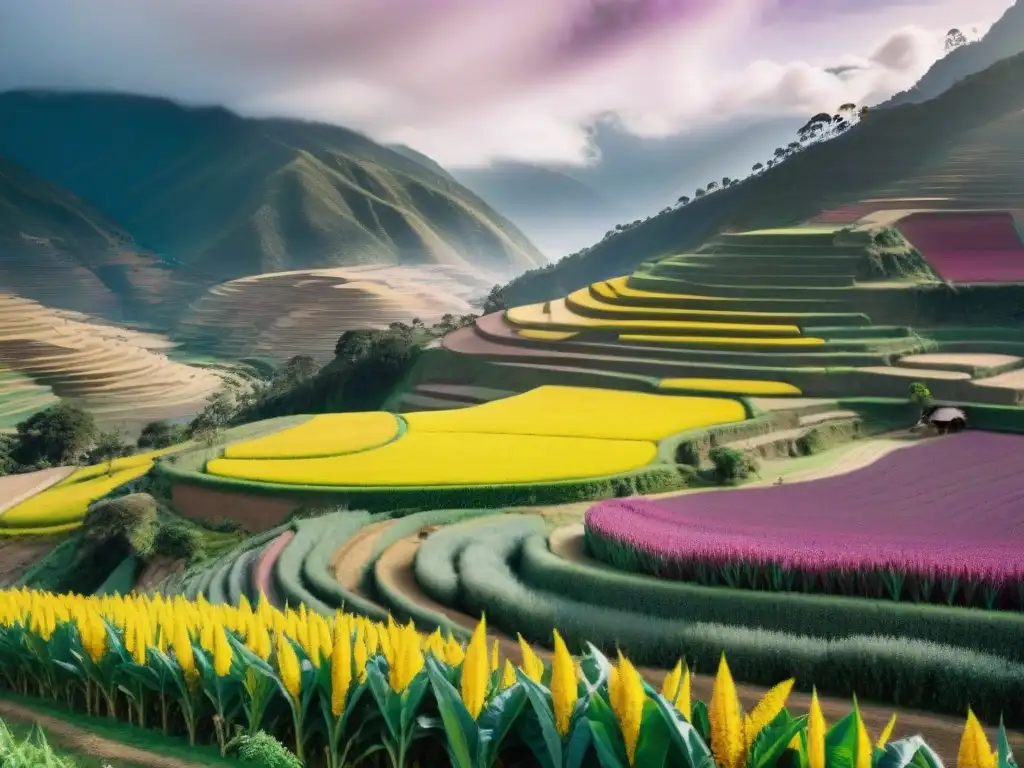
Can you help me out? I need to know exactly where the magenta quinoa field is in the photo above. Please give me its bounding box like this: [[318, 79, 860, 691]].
[[898, 212, 1024, 283], [585, 431, 1024, 609]]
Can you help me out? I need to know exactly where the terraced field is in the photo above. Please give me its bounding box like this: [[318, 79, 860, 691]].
[[390, 222, 1024, 412], [0, 293, 224, 430], [897, 212, 1024, 283], [174, 264, 490, 362]]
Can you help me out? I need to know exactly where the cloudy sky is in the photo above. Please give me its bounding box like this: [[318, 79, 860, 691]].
[[0, 0, 1014, 168]]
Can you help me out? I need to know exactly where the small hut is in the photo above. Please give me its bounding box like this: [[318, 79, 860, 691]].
[[916, 406, 967, 434]]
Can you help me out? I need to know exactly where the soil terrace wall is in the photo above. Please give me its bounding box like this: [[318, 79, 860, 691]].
[[170, 482, 299, 533]]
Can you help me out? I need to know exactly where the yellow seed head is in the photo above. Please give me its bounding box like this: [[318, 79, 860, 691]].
[[549, 631, 577, 737], [461, 618, 489, 720], [709, 654, 744, 768], [330, 626, 352, 719]]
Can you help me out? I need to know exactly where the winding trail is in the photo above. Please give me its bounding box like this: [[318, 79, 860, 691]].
[[0, 466, 76, 515]]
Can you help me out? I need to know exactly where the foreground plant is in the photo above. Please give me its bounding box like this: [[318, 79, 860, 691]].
[[0, 588, 1017, 767]]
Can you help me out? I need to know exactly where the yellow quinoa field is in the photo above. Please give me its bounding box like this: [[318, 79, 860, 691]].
[[658, 378, 803, 395], [515, 328, 579, 341], [403, 385, 746, 441], [206, 431, 657, 486], [505, 302, 801, 335], [621, 333, 825, 347], [605, 276, 744, 302], [569, 287, 794, 319], [50, 446, 181, 487], [223, 412, 400, 459], [1, 462, 156, 529]]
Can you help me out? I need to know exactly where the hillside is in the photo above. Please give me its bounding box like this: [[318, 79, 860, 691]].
[[496, 51, 1024, 308], [881, 0, 1024, 109], [0, 156, 193, 323], [0, 91, 545, 292]]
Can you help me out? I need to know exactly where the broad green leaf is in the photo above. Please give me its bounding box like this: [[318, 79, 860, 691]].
[[590, 720, 629, 768], [998, 719, 1018, 768], [566, 718, 594, 768], [633, 699, 671, 768], [643, 684, 714, 768], [751, 716, 805, 768], [876, 736, 928, 768], [478, 684, 527, 768], [424, 656, 477, 768], [518, 674, 561, 768]]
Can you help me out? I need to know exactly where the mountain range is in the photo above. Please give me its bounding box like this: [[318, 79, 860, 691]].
[[881, 0, 1024, 108], [0, 90, 545, 324]]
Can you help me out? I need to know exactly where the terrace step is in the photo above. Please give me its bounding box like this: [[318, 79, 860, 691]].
[[711, 230, 844, 248], [660, 254, 862, 274], [722, 416, 862, 460], [411, 384, 516, 405], [654, 277, 862, 301], [652, 263, 856, 288], [798, 409, 860, 427], [627, 274, 855, 311], [594, 284, 872, 327], [396, 393, 476, 412], [897, 353, 1023, 377]]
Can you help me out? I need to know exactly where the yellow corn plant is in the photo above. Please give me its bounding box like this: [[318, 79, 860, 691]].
[[0, 589, 1017, 768]]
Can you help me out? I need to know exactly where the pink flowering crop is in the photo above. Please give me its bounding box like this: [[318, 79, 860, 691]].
[[585, 431, 1024, 609], [898, 212, 1024, 283]]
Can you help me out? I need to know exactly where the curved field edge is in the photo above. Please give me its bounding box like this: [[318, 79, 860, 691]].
[[524, 526, 1024, 661], [153, 460, 690, 513], [446, 521, 1024, 725]]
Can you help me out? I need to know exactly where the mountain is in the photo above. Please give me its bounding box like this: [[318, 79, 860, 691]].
[[0, 155, 190, 321], [0, 91, 545, 291], [881, 0, 1024, 108], [450, 161, 626, 258], [496, 51, 1024, 308]]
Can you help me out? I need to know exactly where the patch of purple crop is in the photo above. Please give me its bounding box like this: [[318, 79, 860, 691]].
[[898, 213, 1024, 283], [585, 432, 1024, 609]]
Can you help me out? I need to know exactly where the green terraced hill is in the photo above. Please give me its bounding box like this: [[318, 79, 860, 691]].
[[401, 226, 1024, 410], [495, 50, 1024, 309]]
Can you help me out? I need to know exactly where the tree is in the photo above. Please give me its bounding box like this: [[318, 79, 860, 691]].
[[187, 389, 237, 436], [677, 195, 690, 205], [908, 382, 932, 414], [0, 434, 17, 476], [773, 147, 786, 159], [706, 181, 718, 192], [837, 102, 857, 113], [137, 420, 186, 450], [721, 177, 731, 187], [91, 429, 129, 475], [274, 355, 320, 390], [694, 187, 706, 198], [751, 162, 763, 173], [482, 284, 508, 314], [945, 28, 968, 52], [14, 402, 97, 467]]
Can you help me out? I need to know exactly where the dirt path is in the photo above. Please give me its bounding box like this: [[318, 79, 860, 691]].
[[0, 699, 215, 768], [133, 556, 185, 593], [0, 538, 60, 586], [373, 529, 1023, 761], [0, 466, 76, 515], [331, 519, 397, 596]]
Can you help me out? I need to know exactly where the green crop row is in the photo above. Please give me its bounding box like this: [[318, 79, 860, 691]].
[[518, 533, 1024, 661], [452, 528, 1024, 724], [273, 513, 351, 615], [414, 515, 546, 607], [838, 397, 1024, 434]]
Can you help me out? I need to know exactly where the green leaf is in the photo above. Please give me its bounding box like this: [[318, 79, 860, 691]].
[[691, 701, 712, 744], [366, 663, 402, 743], [633, 698, 671, 768], [875, 737, 928, 768], [518, 674, 561, 768], [590, 720, 629, 768], [998, 718, 1018, 768], [581, 643, 612, 694], [643, 685, 714, 768], [399, 671, 431, 735], [566, 718, 594, 768], [478, 683, 527, 768], [826, 712, 858, 768], [750, 716, 805, 768], [424, 656, 478, 768]]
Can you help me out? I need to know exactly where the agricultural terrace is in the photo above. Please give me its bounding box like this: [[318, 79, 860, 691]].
[[585, 431, 1024, 609], [182, 387, 746, 519], [897, 212, 1024, 283], [0, 446, 185, 535], [393, 221, 1024, 412]]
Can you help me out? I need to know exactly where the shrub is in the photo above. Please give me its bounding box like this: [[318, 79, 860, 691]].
[[708, 446, 756, 484], [82, 493, 159, 558], [0, 720, 74, 768], [153, 522, 206, 561], [234, 731, 302, 768], [137, 420, 188, 450]]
